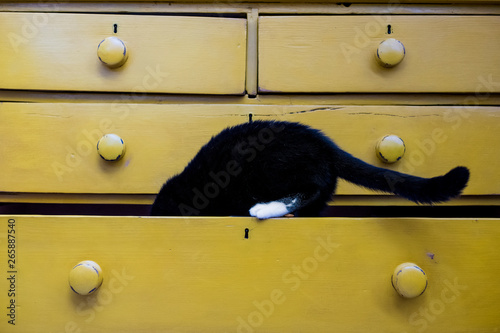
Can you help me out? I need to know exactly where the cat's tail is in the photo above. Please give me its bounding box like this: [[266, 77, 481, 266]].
[[332, 147, 470, 204]]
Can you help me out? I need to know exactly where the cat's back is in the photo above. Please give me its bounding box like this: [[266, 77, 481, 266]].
[[185, 120, 335, 171], [201, 120, 330, 155]]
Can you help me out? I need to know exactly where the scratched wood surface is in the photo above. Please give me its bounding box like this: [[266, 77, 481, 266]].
[[259, 16, 500, 93], [0, 216, 499, 332], [0, 13, 246, 94], [0, 103, 498, 196]]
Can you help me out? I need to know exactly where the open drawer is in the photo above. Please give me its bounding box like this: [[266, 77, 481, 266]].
[[0, 216, 499, 332]]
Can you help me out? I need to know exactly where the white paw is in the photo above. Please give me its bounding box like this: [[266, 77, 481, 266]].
[[249, 201, 289, 220]]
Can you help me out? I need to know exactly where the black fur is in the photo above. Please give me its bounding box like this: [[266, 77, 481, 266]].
[[151, 121, 470, 217]]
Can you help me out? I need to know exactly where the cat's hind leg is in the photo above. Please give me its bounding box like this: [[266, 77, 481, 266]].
[[249, 193, 318, 219], [249, 198, 299, 219]]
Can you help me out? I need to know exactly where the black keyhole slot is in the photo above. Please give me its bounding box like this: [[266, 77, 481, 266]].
[[244, 228, 250, 239], [387, 25, 392, 34], [113, 24, 118, 34]]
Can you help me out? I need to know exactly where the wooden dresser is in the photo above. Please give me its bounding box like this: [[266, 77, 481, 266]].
[[0, 1, 499, 332]]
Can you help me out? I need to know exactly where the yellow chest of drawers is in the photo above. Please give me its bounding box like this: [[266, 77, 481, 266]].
[[0, 1, 499, 332]]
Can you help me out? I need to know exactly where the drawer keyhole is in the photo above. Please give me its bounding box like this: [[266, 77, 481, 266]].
[[113, 24, 118, 33], [387, 25, 392, 34]]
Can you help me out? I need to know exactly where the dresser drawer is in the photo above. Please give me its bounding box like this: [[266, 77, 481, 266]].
[[1, 216, 499, 332], [0, 103, 249, 194], [0, 13, 246, 94], [0, 103, 498, 197], [259, 15, 500, 93]]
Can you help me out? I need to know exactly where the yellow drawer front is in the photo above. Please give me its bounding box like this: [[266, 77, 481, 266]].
[[259, 15, 500, 93], [0, 13, 246, 94], [0, 103, 249, 194], [0, 216, 499, 332], [0, 103, 499, 196]]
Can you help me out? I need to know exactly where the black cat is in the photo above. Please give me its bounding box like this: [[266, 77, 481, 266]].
[[151, 121, 470, 218]]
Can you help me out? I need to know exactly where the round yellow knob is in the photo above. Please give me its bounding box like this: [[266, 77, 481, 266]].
[[392, 262, 428, 298], [69, 260, 103, 295], [376, 38, 405, 67], [97, 134, 125, 161], [97, 37, 129, 68], [376, 135, 405, 163]]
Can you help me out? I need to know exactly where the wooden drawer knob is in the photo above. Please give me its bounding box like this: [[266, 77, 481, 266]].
[[376, 135, 405, 163], [97, 37, 129, 68], [376, 38, 405, 67], [69, 260, 103, 295], [392, 262, 427, 298], [97, 134, 125, 161]]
